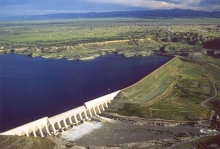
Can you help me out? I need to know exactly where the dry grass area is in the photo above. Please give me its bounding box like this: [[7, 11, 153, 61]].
[[0, 135, 55, 149]]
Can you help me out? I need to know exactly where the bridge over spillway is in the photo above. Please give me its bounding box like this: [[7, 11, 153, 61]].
[[0, 90, 120, 137]]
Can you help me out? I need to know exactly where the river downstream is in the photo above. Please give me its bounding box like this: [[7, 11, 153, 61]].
[[0, 54, 170, 132]]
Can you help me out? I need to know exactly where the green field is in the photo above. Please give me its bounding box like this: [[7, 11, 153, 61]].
[[0, 18, 220, 59]]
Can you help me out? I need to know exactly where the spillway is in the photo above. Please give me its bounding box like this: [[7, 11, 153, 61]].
[[0, 90, 120, 137]]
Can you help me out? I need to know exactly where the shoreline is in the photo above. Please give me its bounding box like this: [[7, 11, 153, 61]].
[[0, 51, 167, 61], [78, 56, 95, 60]]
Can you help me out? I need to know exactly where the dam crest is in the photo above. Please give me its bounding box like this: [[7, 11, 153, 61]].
[[0, 90, 120, 137]]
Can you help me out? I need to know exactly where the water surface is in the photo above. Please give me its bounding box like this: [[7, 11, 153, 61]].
[[0, 54, 170, 132]]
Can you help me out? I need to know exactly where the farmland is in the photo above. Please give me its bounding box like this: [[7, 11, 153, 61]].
[[0, 18, 220, 59]]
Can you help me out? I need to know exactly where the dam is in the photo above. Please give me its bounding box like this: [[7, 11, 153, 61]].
[[0, 54, 170, 132], [0, 54, 172, 137], [0, 91, 120, 137]]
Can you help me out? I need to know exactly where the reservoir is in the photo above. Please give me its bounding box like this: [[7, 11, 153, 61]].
[[0, 54, 170, 132]]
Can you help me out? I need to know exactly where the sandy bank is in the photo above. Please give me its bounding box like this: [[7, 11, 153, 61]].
[[79, 56, 95, 60]]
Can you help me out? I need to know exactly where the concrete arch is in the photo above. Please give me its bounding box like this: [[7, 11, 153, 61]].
[[67, 117, 73, 125], [86, 109, 93, 117], [48, 123, 57, 134], [54, 121, 61, 130], [42, 125, 51, 136], [35, 128, 43, 137], [76, 113, 83, 122], [60, 119, 68, 129], [99, 103, 105, 111], [97, 103, 105, 112], [71, 115, 78, 124], [35, 124, 47, 137], [104, 101, 108, 108], [83, 111, 88, 120], [94, 105, 101, 114], [26, 128, 34, 137], [91, 107, 97, 116]]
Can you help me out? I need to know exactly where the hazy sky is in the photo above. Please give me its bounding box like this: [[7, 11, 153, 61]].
[[1, 0, 220, 16]]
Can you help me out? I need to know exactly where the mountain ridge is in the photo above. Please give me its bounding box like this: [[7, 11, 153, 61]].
[[1, 9, 220, 20]]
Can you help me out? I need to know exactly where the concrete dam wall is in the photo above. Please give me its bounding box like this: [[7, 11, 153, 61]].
[[0, 90, 120, 137]]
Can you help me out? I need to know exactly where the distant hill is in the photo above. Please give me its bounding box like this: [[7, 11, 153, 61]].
[[2, 9, 220, 20]]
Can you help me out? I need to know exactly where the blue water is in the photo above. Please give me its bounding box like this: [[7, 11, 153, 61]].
[[0, 54, 170, 132]]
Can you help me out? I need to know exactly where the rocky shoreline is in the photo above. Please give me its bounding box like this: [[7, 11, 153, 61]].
[[0, 47, 155, 60], [0, 43, 218, 61]]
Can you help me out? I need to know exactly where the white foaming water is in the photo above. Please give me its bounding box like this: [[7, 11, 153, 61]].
[[61, 122, 103, 141], [99, 116, 118, 123]]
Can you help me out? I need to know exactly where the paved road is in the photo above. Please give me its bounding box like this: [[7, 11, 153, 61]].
[[178, 56, 220, 127], [201, 80, 220, 108], [207, 62, 220, 70], [200, 80, 219, 126]]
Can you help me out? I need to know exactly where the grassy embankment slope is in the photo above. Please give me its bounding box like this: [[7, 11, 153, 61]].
[[108, 56, 220, 121], [0, 135, 55, 149]]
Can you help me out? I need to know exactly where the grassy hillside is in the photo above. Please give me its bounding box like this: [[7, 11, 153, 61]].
[[108, 56, 220, 121], [107, 57, 181, 116]]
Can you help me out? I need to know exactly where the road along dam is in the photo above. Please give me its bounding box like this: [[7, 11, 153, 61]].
[[0, 90, 120, 137]]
